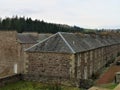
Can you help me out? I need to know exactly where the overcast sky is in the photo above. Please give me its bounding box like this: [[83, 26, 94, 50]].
[[0, 0, 120, 29]]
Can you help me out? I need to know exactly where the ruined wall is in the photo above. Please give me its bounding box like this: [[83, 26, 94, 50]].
[[24, 52, 73, 82], [0, 31, 21, 77]]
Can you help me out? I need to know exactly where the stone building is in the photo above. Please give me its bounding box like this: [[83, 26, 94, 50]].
[[17, 33, 52, 73], [17, 33, 52, 50], [17, 33, 39, 73], [0, 31, 20, 77], [0, 31, 120, 87], [0, 31, 52, 77], [38, 33, 52, 42], [24, 32, 120, 86]]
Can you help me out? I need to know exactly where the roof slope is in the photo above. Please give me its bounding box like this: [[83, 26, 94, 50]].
[[25, 32, 120, 53], [25, 33, 74, 53], [37, 34, 52, 42], [17, 33, 38, 44]]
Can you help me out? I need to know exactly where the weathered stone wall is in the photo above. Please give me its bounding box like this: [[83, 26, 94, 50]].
[[22, 35, 120, 87], [76, 44, 120, 80], [23, 52, 79, 86], [0, 31, 21, 76], [18, 43, 36, 73], [25, 52, 71, 78], [24, 44, 120, 86]]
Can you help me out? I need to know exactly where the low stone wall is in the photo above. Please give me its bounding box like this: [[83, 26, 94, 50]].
[[0, 74, 21, 87]]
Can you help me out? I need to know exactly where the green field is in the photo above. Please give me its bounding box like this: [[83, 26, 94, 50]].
[[0, 81, 81, 90], [98, 83, 118, 89]]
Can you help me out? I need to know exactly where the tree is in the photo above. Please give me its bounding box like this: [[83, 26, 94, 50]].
[[0, 16, 85, 33]]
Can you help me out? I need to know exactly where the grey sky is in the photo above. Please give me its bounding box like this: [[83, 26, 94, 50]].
[[0, 0, 120, 29]]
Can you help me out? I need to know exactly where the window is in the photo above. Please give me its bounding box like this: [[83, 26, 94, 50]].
[[90, 51, 93, 61], [90, 65, 92, 76], [85, 53, 87, 63], [77, 54, 81, 66], [84, 66, 88, 79], [14, 64, 17, 74]]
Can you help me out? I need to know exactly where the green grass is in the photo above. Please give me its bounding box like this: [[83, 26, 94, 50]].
[[99, 83, 118, 89], [0, 81, 81, 90]]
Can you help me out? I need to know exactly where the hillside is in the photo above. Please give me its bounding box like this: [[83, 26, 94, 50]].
[[0, 17, 84, 33]]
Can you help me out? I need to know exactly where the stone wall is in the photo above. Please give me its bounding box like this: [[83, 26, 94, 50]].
[[0, 31, 21, 76], [24, 44, 120, 86], [23, 52, 78, 85], [23, 52, 79, 85], [24, 52, 72, 78], [18, 43, 36, 73], [115, 72, 120, 83], [76, 44, 120, 80]]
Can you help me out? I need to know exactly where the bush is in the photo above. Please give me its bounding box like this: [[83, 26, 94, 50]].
[[79, 79, 94, 89], [91, 72, 100, 80], [117, 52, 120, 56]]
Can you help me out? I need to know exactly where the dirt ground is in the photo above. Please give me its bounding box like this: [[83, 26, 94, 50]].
[[96, 64, 120, 85], [88, 86, 109, 90], [114, 84, 120, 90]]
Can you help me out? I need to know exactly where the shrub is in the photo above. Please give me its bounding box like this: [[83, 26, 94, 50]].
[[79, 79, 93, 89], [117, 52, 120, 56]]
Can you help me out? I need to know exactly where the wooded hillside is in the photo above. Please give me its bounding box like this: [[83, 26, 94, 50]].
[[0, 16, 84, 33]]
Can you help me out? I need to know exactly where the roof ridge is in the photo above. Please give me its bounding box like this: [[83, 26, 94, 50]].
[[25, 33, 58, 51], [58, 32, 75, 53], [58, 32, 73, 34]]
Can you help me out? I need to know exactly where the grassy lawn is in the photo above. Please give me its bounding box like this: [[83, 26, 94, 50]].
[[98, 83, 118, 89], [0, 81, 81, 90]]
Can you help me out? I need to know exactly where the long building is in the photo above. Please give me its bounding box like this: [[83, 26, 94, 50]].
[[24, 32, 120, 86], [0, 31, 120, 87]]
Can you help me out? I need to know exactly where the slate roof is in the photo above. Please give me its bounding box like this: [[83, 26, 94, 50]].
[[25, 32, 120, 53], [37, 34, 52, 42], [17, 33, 38, 44]]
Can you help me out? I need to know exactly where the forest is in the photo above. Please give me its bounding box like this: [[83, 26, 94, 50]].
[[0, 16, 84, 33]]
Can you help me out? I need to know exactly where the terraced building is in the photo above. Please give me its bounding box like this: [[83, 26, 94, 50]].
[[0, 31, 120, 87], [24, 32, 120, 86]]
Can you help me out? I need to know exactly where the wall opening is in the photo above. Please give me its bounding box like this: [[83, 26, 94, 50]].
[[14, 64, 17, 74]]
